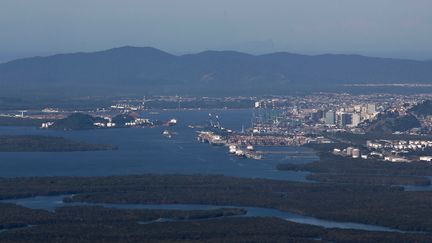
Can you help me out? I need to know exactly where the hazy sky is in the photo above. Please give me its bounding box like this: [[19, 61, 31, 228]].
[[1, 0, 432, 61]]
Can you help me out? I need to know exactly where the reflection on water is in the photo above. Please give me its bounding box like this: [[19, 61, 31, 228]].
[[404, 177, 432, 191], [0, 225, 33, 234]]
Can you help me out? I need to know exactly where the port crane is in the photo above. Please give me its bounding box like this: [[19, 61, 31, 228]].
[[18, 110, 27, 118], [208, 113, 221, 129]]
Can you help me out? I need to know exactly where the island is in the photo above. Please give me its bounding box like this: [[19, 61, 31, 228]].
[[42, 113, 172, 130]]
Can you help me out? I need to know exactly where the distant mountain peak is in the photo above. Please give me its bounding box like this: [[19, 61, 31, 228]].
[[99, 46, 175, 57], [1, 46, 432, 97]]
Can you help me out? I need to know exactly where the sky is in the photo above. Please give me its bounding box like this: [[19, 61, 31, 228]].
[[1, 0, 432, 62]]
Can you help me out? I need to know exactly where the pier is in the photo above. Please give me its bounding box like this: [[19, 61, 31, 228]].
[[255, 151, 316, 156], [227, 134, 309, 146]]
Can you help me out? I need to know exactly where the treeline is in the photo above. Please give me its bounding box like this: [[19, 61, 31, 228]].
[[326, 131, 432, 146], [1, 175, 432, 232], [277, 143, 432, 188], [0, 204, 431, 242], [306, 173, 431, 186], [0, 203, 54, 229], [279, 144, 432, 176], [409, 100, 432, 117], [0, 203, 246, 230], [277, 152, 432, 176]]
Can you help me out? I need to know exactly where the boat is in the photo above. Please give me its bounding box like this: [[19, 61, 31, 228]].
[[235, 149, 246, 158], [162, 130, 175, 138], [245, 152, 263, 160], [246, 145, 254, 151], [168, 118, 177, 126]]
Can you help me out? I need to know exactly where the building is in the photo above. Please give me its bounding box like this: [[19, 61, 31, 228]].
[[339, 113, 352, 127], [367, 103, 376, 115], [351, 113, 361, 127], [311, 110, 323, 122], [325, 111, 336, 125], [346, 147, 354, 156], [352, 149, 360, 158]]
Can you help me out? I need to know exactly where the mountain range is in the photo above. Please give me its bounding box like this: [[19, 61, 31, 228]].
[[1, 46, 432, 97]]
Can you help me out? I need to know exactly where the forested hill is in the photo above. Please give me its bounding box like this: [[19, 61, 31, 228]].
[[410, 100, 432, 117], [1, 46, 432, 96]]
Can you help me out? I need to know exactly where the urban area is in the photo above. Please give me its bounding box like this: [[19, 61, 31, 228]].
[[2, 93, 432, 163]]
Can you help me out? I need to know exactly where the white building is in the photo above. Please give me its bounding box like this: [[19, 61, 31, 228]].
[[351, 113, 361, 127], [352, 149, 360, 158]]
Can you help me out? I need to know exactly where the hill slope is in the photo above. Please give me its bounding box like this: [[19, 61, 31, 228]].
[[1, 46, 432, 96], [409, 100, 432, 117]]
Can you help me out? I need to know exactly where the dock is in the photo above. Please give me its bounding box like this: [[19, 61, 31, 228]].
[[255, 151, 315, 156]]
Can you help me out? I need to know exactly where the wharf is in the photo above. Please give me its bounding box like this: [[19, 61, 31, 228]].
[[255, 151, 315, 156], [227, 134, 308, 146]]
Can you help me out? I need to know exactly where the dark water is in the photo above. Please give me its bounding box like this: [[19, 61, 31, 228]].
[[404, 177, 432, 191], [1, 195, 407, 233], [0, 109, 316, 181]]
